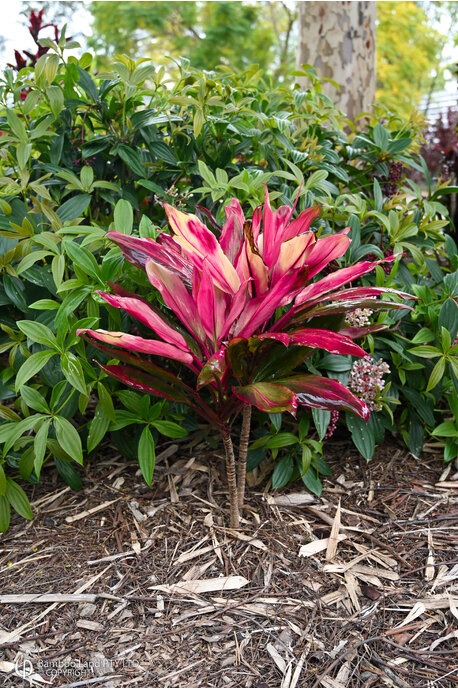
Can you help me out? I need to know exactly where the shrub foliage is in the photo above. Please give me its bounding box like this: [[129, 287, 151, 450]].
[[0, 31, 456, 530]]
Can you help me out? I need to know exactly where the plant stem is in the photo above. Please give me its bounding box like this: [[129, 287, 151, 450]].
[[221, 429, 240, 529], [237, 404, 251, 512]]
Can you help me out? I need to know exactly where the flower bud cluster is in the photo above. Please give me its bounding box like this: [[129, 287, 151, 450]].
[[344, 308, 373, 328], [348, 356, 390, 411], [383, 161, 404, 197], [324, 410, 340, 439]]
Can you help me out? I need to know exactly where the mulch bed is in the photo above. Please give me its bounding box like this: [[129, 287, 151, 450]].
[[0, 436, 457, 688]]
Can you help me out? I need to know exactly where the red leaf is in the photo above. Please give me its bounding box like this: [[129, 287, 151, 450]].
[[233, 382, 298, 415], [276, 374, 370, 420]]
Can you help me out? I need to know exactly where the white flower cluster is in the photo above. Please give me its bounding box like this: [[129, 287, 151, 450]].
[[344, 308, 373, 328], [348, 356, 390, 411]]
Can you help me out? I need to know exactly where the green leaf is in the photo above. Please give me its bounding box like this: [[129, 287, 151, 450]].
[[0, 465, 6, 495], [77, 65, 98, 101], [113, 199, 133, 234], [52, 254, 65, 289], [426, 357, 445, 392], [193, 107, 205, 137], [34, 418, 51, 478], [441, 327, 451, 352], [29, 299, 60, 311], [3, 275, 28, 311], [138, 426, 155, 486], [6, 108, 28, 143], [19, 446, 35, 480], [439, 299, 458, 342], [407, 413, 424, 458], [63, 240, 100, 280], [410, 327, 436, 344], [87, 403, 110, 452], [20, 385, 50, 413], [408, 346, 442, 358], [54, 416, 83, 464], [22, 90, 41, 114], [15, 350, 56, 390], [346, 413, 375, 460], [5, 479, 33, 520], [264, 432, 299, 449], [152, 420, 187, 439], [57, 194, 91, 222], [0, 414, 43, 454], [0, 496, 11, 532], [272, 455, 293, 489], [97, 382, 116, 423], [54, 458, 83, 489], [46, 85, 64, 118], [315, 456, 332, 476], [312, 408, 331, 441], [301, 466, 322, 496], [373, 123, 389, 150], [118, 145, 145, 178], [431, 421, 458, 438], [61, 352, 87, 395], [17, 142, 32, 169], [373, 178, 383, 212], [17, 320, 58, 349], [16, 251, 52, 276], [44, 53, 60, 83]]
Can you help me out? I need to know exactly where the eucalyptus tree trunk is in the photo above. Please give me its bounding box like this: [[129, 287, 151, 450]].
[[296, 1, 376, 120]]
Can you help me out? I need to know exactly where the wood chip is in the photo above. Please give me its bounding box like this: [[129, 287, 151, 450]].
[[299, 535, 346, 557], [266, 642, 287, 673], [267, 492, 317, 506], [77, 619, 104, 631], [425, 528, 435, 581], [65, 498, 121, 523], [150, 575, 249, 594], [326, 500, 341, 562], [0, 593, 97, 604], [394, 602, 426, 628]]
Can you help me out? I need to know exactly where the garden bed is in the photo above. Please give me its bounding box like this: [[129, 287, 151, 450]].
[[0, 438, 457, 688]]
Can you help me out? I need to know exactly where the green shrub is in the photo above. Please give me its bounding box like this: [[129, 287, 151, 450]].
[[0, 34, 456, 529]]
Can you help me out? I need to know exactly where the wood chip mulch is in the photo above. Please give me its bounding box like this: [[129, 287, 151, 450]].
[[0, 437, 457, 688]]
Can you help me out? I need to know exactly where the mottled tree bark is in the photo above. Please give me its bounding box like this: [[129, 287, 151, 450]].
[[296, 1, 376, 120], [237, 404, 252, 511], [221, 430, 240, 529]]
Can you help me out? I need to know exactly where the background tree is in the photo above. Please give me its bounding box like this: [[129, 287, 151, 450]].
[[376, 1, 447, 118], [295, 1, 376, 121], [87, 1, 291, 74]]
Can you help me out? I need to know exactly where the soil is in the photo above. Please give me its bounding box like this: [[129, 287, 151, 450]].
[[0, 435, 457, 688]]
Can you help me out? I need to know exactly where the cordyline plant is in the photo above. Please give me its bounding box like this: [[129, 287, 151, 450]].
[[78, 188, 413, 528]]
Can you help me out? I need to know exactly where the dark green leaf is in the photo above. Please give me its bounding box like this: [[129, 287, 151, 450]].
[[54, 416, 83, 464], [346, 413, 375, 460], [0, 496, 11, 532], [54, 458, 83, 489], [312, 408, 331, 441], [87, 402, 110, 452], [138, 425, 155, 486], [3, 275, 28, 311], [15, 350, 56, 390], [152, 420, 187, 438], [301, 466, 322, 496], [272, 454, 293, 488], [63, 240, 100, 280], [61, 352, 87, 395], [5, 479, 33, 520], [57, 194, 91, 222]]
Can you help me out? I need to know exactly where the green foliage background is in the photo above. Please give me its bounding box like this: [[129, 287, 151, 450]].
[[0, 7, 456, 530]]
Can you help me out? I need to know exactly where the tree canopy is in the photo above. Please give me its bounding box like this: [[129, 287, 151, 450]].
[[376, 2, 447, 116], [88, 1, 295, 75]]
